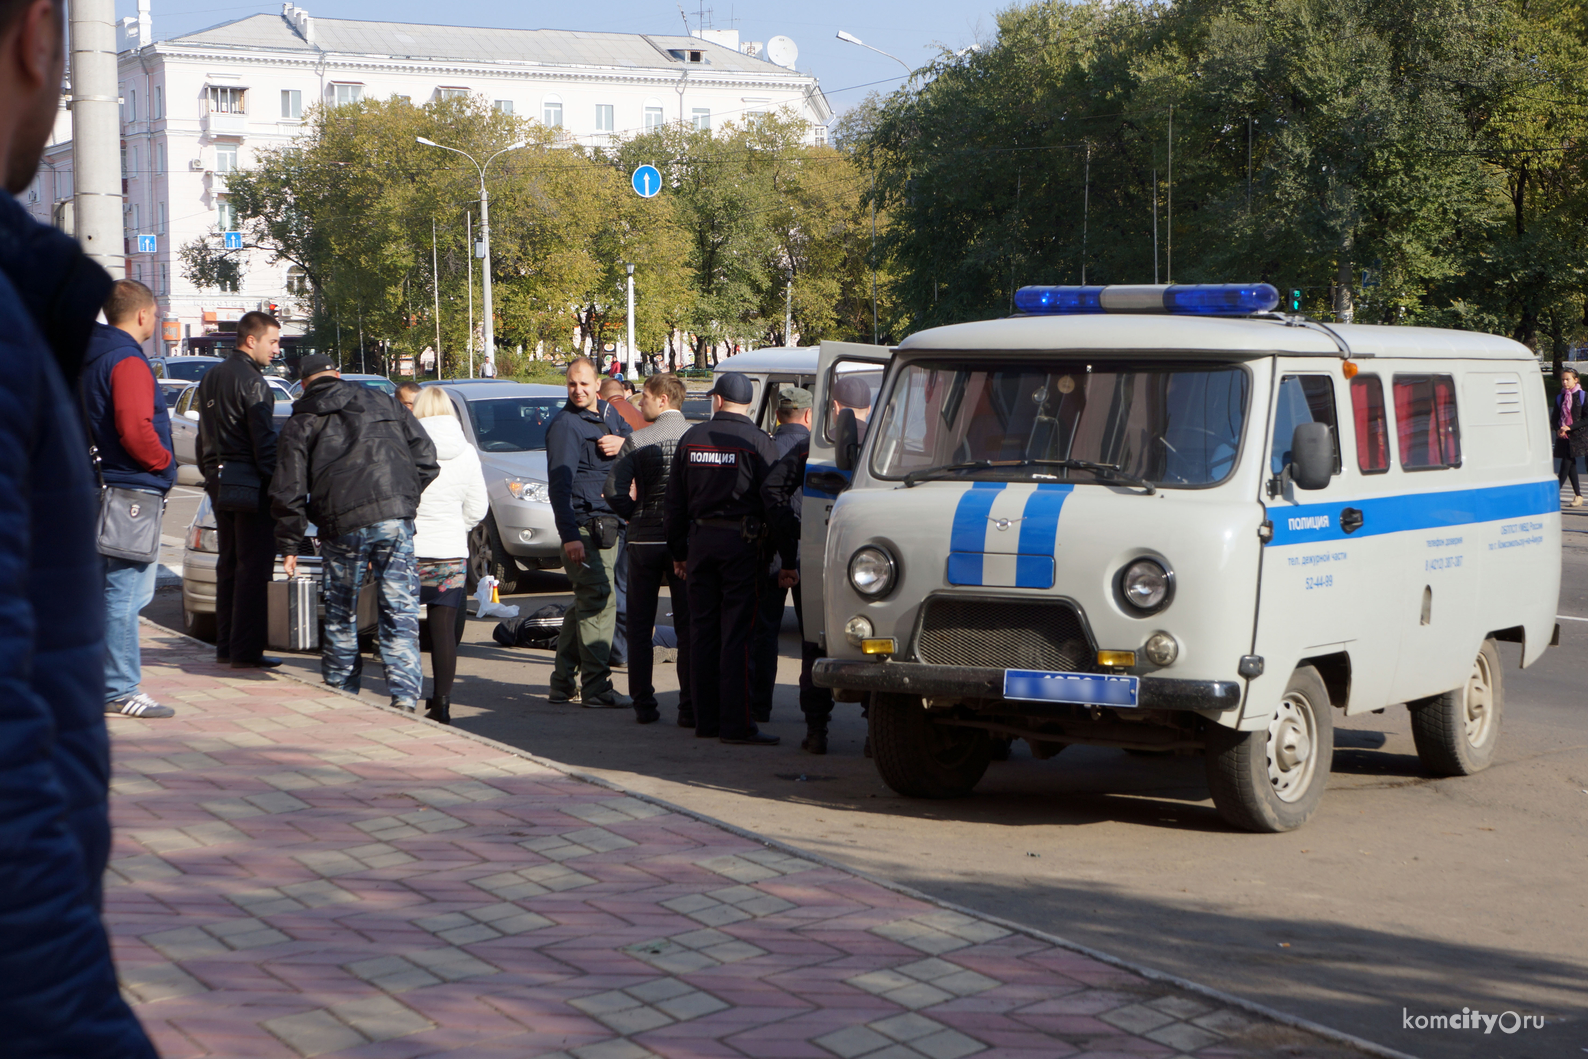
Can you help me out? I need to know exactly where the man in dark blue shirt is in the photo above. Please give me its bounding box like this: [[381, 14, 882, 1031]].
[[749, 386, 812, 723], [546, 356, 633, 706]]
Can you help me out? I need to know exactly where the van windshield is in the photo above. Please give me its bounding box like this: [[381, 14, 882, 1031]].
[[870, 360, 1249, 488]]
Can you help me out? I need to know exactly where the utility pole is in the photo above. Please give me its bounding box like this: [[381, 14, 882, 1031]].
[[785, 270, 793, 346], [1081, 142, 1090, 285], [625, 262, 636, 379], [1152, 169, 1159, 285], [358, 308, 365, 375], [1166, 104, 1173, 284], [431, 217, 441, 377], [70, 0, 125, 275], [466, 211, 475, 380], [870, 171, 879, 345]]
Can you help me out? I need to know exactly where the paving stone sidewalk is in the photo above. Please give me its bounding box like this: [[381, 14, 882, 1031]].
[[107, 627, 1369, 1059]]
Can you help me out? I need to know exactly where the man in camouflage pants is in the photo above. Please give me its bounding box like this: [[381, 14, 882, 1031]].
[[271, 355, 438, 710]]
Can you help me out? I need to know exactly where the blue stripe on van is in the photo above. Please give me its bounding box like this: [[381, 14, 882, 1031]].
[[946, 483, 1007, 586], [1268, 480, 1557, 546], [1016, 484, 1073, 561]]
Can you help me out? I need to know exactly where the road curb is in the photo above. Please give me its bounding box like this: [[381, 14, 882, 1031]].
[[138, 616, 1423, 1059]]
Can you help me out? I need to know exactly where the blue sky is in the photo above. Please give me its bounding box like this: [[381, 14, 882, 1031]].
[[116, 0, 1006, 117]]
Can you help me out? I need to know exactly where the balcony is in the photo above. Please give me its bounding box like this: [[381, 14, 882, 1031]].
[[203, 111, 247, 137]]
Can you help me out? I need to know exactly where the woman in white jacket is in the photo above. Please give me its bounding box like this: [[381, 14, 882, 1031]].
[[411, 387, 489, 723]]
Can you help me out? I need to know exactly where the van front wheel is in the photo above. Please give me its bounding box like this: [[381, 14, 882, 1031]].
[[1206, 666, 1334, 832], [1408, 639, 1503, 776], [870, 694, 991, 798]]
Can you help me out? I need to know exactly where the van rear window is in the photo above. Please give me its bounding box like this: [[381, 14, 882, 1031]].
[[1351, 376, 1390, 473], [1393, 375, 1461, 470]]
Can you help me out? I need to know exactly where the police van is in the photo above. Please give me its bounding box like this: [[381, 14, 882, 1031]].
[[801, 284, 1561, 832]]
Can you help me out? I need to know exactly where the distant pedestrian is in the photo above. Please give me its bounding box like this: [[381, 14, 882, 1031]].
[[749, 386, 812, 723], [601, 376, 646, 431], [271, 355, 439, 711], [546, 356, 633, 706], [197, 310, 282, 669], [84, 280, 178, 718], [604, 372, 693, 726], [1553, 368, 1587, 507], [0, 0, 159, 1050], [482, 355, 496, 378], [663, 370, 783, 745], [410, 387, 488, 724]]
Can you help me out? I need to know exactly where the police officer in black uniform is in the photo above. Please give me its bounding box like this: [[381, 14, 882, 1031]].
[[664, 371, 784, 745]]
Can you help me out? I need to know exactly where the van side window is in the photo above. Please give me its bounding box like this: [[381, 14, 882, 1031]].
[[822, 361, 884, 442], [1271, 375, 1340, 476], [1350, 375, 1390, 473], [1393, 374, 1461, 469]]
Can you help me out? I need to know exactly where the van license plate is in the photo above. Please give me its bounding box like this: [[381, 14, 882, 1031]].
[[1003, 670, 1139, 707]]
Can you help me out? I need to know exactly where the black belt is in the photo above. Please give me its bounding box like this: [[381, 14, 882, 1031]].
[[693, 517, 743, 529]]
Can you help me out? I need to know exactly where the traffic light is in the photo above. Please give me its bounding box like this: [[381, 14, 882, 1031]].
[[1288, 288, 1303, 313]]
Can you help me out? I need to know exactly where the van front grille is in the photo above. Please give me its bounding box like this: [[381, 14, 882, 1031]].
[[913, 596, 1093, 672]]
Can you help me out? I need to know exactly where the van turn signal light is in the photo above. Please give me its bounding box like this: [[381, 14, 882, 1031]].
[[1096, 650, 1136, 668], [861, 638, 897, 655]]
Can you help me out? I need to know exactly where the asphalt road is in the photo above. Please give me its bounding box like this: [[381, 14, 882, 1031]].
[[143, 499, 1588, 1059]]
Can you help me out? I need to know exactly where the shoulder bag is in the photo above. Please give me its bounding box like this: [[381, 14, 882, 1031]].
[[80, 386, 166, 563]]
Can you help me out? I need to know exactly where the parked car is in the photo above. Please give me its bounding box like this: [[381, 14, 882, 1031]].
[[287, 373, 396, 398], [151, 355, 224, 398], [181, 492, 374, 645], [421, 379, 566, 593], [167, 382, 295, 466]]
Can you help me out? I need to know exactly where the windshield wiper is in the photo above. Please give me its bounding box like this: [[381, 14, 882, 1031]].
[[902, 458, 1156, 494]]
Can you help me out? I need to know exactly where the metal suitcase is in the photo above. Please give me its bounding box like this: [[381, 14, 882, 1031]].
[[267, 576, 319, 651]]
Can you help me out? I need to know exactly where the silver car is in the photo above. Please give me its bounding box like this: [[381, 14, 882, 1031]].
[[422, 380, 566, 592]]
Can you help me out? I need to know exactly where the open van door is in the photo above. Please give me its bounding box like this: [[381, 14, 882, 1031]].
[[801, 341, 891, 648]]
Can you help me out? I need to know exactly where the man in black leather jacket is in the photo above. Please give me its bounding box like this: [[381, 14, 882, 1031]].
[[196, 311, 281, 668], [604, 372, 692, 726], [271, 356, 438, 711]]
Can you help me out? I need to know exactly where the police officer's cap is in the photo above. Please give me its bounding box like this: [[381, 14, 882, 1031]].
[[777, 386, 813, 411], [708, 371, 755, 404]]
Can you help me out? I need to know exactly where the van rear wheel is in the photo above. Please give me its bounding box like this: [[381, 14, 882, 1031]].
[[1206, 666, 1333, 832], [870, 694, 991, 798], [1409, 639, 1503, 776]]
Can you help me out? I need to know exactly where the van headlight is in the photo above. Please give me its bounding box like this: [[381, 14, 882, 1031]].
[[848, 546, 896, 598], [844, 616, 874, 647], [1143, 631, 1179, 666], [505, 477, 550, 503], [1121, 558, 1173, 614]]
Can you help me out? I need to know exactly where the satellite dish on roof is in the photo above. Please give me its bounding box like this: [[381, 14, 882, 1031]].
[[765, 35, 798, 68]]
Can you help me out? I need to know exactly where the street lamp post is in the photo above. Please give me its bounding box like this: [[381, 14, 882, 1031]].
[[417, 136, 528, 377], [835, 30, 912, 73], [625, 263, 636, 380]]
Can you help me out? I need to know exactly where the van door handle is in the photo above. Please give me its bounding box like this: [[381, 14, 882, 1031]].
[[806, 470, 849, 495], [1341, 507, 1364, 534]]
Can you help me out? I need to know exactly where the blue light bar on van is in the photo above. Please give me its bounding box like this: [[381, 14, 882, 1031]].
[[1014, 283, 1280, 316]]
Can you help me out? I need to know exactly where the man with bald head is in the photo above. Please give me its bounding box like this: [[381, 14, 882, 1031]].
[[0, 0, 160, 1052]]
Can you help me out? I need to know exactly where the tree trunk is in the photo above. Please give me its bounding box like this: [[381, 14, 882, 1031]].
[[1334, 246, 1354, 324], [1550, 309, 1566, 380]]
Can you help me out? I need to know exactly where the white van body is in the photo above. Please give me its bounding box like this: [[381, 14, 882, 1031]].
[[802, 313, 1560, 831]]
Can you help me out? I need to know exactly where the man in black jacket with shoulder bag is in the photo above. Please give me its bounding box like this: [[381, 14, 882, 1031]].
[[197, 310, 282, 669], [271, 355, 439, 712]]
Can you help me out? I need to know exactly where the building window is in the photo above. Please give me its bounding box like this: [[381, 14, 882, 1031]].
[[214, 145, 238, 174], [494, 100, 513, 115], [691, 107, 710, 131], [129, 147, 138, 180], [128, 88, 137, 122], [217, 198, 237, 231], [159, 263, 168, 294], [157, 201, 167, 234], [594, 104, 614, 132], [206, 86, 245, 114], [437, 87, 469, 102], [134, 264, 143, 282], [543, 101, 562, 128], [153, 85, 162, 120], [813, 123, 828, 146], [281, 89, 301, 119], [287, 265, 308, 295], [156, 142, 166, 174], [129, 203, 139, 233], [332, 83, 363, 106], [643, 106, 664, 130]]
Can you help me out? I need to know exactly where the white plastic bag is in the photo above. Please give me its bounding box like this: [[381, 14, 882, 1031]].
[[473, 575, 520, 619]]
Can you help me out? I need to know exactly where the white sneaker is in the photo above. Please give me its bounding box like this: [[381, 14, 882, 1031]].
[[106, 693, 175, 718]]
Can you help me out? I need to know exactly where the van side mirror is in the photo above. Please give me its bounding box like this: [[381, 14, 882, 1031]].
[[1290, 422, 1333, 490], [834, 407, 859, 472]]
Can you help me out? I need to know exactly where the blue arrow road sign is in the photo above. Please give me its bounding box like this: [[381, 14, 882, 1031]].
[[137, 234, 156, 254], [631, 165, 662, 198], [224, 231, 243, 250]]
